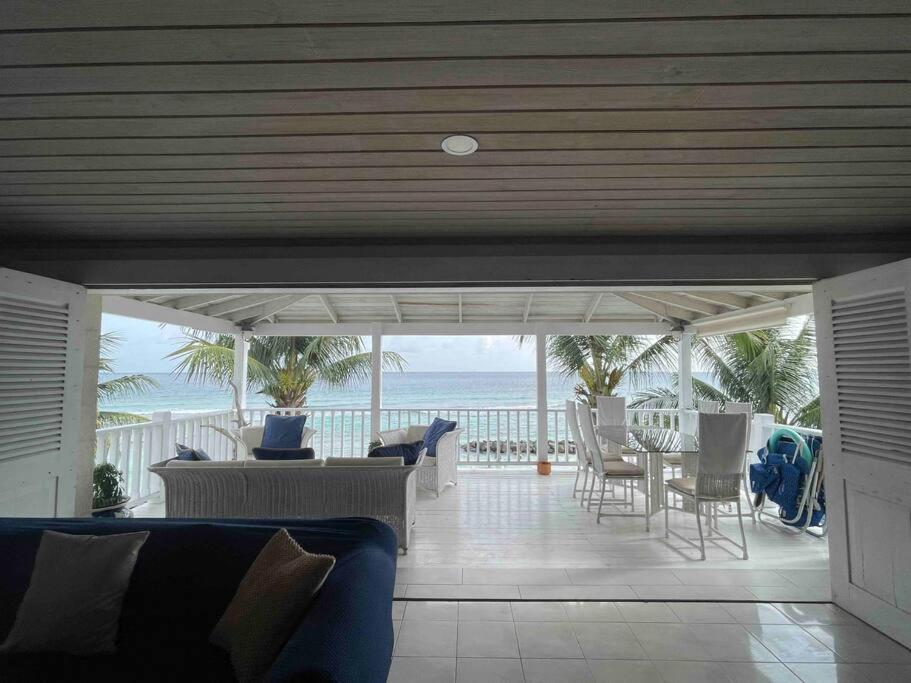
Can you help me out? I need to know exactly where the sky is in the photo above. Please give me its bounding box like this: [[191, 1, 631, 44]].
[[100, 314, 537, 373]]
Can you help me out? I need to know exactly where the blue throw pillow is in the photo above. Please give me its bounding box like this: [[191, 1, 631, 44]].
[[422, 418, 457, 457], [368, 441, 424, 466], [175, 443, 211, 461], [252, 447, 316, 461], [261, 414, 307, 449]]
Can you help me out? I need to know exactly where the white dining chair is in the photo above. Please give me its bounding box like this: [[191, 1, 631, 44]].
[[724, 402, 755, 522], [696, 400, 721, 413], [664, 412, 750, 559], [565, 400, 591, 503], [596, 395, 638, 458], [578, 403, 648, 528]]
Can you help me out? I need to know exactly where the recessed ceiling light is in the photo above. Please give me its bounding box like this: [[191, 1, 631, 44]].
[[441, 134, 478, 156]]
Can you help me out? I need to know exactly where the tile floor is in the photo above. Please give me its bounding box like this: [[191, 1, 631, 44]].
[[387, 600, 911, 683]]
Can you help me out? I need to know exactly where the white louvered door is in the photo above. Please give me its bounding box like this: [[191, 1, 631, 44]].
[[815, 258, 911, 647], [0, 268, 87, 516]]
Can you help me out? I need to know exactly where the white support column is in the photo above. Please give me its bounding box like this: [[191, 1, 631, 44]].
[[75, 292, 103, 517], [678, 332, 694, 415], [370, 325, 383, 441], [233, 332, 250, 411], [535, 333, 549, 463]]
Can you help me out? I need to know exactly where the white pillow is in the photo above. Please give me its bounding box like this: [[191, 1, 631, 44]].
[[378, 428, 407, 446]]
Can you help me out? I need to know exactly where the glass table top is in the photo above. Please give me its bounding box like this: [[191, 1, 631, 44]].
[[597, 425, 700, 454]]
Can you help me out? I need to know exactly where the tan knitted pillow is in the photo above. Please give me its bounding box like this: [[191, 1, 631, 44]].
[[210, 529, 335, 682]]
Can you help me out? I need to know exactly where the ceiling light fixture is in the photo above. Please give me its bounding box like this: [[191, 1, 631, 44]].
[[441, 134, 478, 156]]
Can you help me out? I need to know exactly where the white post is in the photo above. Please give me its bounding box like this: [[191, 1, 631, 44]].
[[678, 332, 694, 417], [535, 333, 549, 463], [233, 332, 250, 411], [370, 325, 383, 442], [150, 410, 171, 499]]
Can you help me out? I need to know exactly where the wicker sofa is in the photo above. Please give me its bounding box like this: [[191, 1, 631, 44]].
[[379, 424, 462, 496], [149, 457, 419, 551]]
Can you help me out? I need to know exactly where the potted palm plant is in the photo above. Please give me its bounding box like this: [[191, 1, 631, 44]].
[[91, 463, 131, 517]]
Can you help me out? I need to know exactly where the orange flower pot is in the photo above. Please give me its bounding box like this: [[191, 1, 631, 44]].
[[537, 461, 552, 475]]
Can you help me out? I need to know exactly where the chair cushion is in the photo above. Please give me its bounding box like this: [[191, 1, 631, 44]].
[[663, 454, 683, 466], [261, 414, 307, 449], [175, 444, 210, 461], [422, 418, 457, 457], [602, 460, 645, 477], [252, 447, 315, 461], [368, 441, 424, 466], [378, 428, 407, 446], [666, 477, 696, 495], [244, 459, 324, 468], [324, 457, 404, 467]]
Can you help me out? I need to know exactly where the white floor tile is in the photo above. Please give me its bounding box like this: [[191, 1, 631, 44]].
[[459, 601, 514, 622], [687, 623, 778, 662], [722, 603, 792, 624], [521, 658, 594, 683], [721, 662, 802, 682], [567, 568, 681, 586], [456, 658, 525, 683], [397, 567, 463, 585], [616, 602, 680, 623], [587, 659, 661, 683], [404, 601, 459, 621], [668, 602, 737, 624], [395, 620, 458, 658], [463, 568, 569, 585], [628, 623, 711, 661], [802, 624, 911, 664], [392, 602, 406, 620], [572, 622, 648, 660], [785, 663, 870, 683], [511, 601, 568, 622], [850, 663, 911, 683], [744, 625, 837, 663], [458, 621, 520, 658], [771, 603, 859, 626], [632, 585, 757, 601], [519, 585, 637, 600], [672, 569, 794, 587], [748, 586, 832, 602], [562, 601, 625, 622], [652, 660, 730, 683], [388, 656, 456, 683], [515, 621, 584, 658], [406, 584, 522, 600]]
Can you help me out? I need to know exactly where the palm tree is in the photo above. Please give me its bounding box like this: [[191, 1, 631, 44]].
[[630, 320, 820, 428], [97, 332, 158, 427], [523, 335, 677, 407], [167, 334, 406, 407]]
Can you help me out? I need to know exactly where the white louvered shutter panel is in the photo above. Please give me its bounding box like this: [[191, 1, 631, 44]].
[[830, 290, 911, 463], [0, 269, 86, 516], [815, 258, 911, 649]]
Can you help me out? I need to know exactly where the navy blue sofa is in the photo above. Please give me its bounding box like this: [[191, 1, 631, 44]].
[[0, 517, 397, 682]]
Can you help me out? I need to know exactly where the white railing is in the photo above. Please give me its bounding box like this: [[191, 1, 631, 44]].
[[95, 406, 819, 502]]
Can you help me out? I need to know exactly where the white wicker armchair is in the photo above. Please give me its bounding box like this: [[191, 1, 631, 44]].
[[379, 425, 462, 496]]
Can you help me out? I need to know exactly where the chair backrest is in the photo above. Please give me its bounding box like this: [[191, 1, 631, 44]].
[[564, 400, 587, 465], [596, 395, 626, 426], [696, 412, 749, 498], [724, 401, 752, 415], [696, 400, 721, 414], [577, 402, 605, 475]]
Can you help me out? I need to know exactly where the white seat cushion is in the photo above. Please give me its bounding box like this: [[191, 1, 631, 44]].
[[667, 476, 695, 495], [244, 459, 324, 468], [165, 459, 244, 468], [602, 460, 645, 477], [324, 456, 404, 467], [663, 454, 683, 466]]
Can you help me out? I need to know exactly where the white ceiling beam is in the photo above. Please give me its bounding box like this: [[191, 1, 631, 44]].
[[682, 291, 752, 310], [171, 293, 237, 311], [200, 294, 289, 317], [615, 293, 697, 324], [637, 292, 722, 316], [684, 293, 814, 336], [103, 295, 238, 334], [318, 294, 338, 323], [523, 294, 534, 323], [256, 321, 673, 337], [231, 295, 303, 325], [390, 295, 403, 323], [582, 293, 603, 322], [745, 291, 790, 302]]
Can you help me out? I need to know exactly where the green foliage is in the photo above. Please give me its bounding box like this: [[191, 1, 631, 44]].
[[92, 462, 126, 509], [523, 334, 677, 407], [630, 320, 820, 428], [97, 332, 158, 427], [168, 333, 406, 408]]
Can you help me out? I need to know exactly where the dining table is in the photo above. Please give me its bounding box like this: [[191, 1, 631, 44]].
[[596, 425, 700, 513]]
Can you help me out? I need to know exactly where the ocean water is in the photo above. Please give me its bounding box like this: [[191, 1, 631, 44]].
[[98, 371, 690, 415]]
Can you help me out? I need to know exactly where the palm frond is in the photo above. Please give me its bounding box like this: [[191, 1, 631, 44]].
[[97, 411, 150, 428], [97, 373, 159, 401]]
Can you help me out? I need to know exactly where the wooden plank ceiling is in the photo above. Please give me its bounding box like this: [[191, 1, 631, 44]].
[[1, 1, 910, 242]]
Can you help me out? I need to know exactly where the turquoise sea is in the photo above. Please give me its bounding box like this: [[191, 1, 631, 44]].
[[98, 371, 698, 415]]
